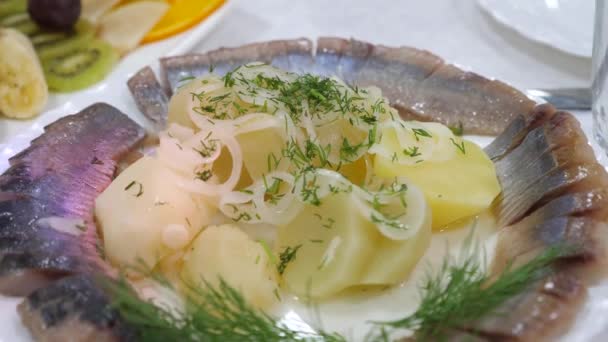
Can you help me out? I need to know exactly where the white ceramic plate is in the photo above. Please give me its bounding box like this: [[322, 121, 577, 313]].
[[478, 0, 594, 58]]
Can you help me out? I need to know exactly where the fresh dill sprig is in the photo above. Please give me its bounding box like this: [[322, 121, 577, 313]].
[[106, 276, 345, 342], [105, 241, 564, 342], [368, 244, 565, 341]]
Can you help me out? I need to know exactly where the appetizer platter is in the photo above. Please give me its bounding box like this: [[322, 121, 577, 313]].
[[1, 37, 608, 342]]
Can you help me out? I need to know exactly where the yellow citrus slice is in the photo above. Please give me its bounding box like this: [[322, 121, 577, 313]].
[[141, 0, 226, 43]]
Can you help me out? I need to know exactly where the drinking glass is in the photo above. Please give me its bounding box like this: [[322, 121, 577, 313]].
[[593, 0, 608, 151]]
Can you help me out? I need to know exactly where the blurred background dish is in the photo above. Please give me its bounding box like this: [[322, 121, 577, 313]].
[[478, 0, 594, 58]]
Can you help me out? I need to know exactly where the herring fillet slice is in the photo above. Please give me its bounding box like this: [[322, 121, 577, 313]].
[[484, 104, 556, 161], [159, 38, 314, 95], [155, 37, 534, 135], [461, 110, 608, 341], [0, 103, 145, 296], [18, 274, 139, 342], [128, 66, 169, 130], [493, 112, 608, 227]]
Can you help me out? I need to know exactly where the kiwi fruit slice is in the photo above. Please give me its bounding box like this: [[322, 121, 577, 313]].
[[0, 12, 39, 35], [42, 39, 119, 93], [34, 20, 95, 59], [0, 0, 26, 19]]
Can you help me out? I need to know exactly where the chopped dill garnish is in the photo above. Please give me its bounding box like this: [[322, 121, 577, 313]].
[[277, 245, 302, 275], [449, 121, 464, 136], [267, 153, 282, 172], [124, 180, 136, 190], [234, 212, 252, 222], [412, 128, 432, 141], [299, 172, 322, 206], [450, 138, 466, 154], [339, 138, 363, 162], [124, 181, 144, 197], [403, 146, 421, 158], [223, 70, 236, 87], [322, 217, 335, 229], [195, 170, 213, 182], [263, 176, 285, 204], [193, 132, 219, 158]]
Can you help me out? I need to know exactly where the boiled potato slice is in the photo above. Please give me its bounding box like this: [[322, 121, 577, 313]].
[[181, 224, 280, 310], [277, 171, 431, 298], [359, 207, 431, 285], [375, 140, 501, 229], [277, 193, 378, 298], [96, 156, 212, 268]]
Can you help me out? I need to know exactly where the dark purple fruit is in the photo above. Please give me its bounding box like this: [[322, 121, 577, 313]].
[[28, 0, 81, 30]]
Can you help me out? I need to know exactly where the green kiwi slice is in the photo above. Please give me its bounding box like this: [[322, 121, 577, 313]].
[[0, 12, 39, 35], [42, 39, 119, 93], [0, 0, 26, 19], [34, 21, 95, 59]]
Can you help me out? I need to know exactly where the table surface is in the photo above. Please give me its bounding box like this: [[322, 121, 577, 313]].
[[194, 0, 591, 91]]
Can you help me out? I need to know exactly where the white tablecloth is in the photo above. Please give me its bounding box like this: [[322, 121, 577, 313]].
[[193, 0, 590, 91]]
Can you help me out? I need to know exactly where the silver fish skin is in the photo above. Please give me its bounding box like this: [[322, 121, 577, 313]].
[[19, 274, 139, 342], [156, 37, 535, 135], [463, 109, 608, 341], [484, 103, 556, 161], [493, 112, 608, 227], [127, 66, 169, 130], [160, 38, 314, 95], [0, 103, 145, 296]]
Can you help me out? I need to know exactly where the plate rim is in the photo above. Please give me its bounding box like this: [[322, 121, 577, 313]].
[[477, 0, 593, 58]]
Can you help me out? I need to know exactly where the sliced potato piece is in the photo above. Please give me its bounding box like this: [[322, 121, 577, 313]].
[[98, 1, 169, 54], [359, 207, 431, 285], [277, 193, 379, 298], [375, 140, 501, 229], [181, 224, 280, 310], [278, 170, 431, 298], [95, 156, 212, 268]]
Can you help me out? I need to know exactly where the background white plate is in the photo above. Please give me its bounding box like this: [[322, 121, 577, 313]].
[[478, 0, 594, 58]]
